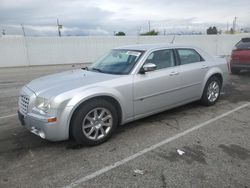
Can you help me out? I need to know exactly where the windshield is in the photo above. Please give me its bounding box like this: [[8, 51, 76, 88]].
[[88, 49, 144, 75]]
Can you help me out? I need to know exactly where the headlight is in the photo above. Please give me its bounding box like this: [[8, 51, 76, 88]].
[[35, 97, 51, 113]]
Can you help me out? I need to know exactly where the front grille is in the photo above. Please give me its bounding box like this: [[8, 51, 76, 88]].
[[19, 95, 30, 115]]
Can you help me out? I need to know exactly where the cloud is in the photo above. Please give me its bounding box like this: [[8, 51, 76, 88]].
[[0, 0, 249, 36]]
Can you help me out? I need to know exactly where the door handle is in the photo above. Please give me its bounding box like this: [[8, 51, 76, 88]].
[[201, 65, 208, 69], [169, 71, 179, 76]]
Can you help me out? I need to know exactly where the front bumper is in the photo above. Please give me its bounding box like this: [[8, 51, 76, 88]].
[[18, 111, 67, 141]]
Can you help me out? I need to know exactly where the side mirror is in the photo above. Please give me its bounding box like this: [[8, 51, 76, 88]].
[[140, 63, 157, 74]]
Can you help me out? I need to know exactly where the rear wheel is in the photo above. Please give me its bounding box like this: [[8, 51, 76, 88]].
[[201, 76, 221, 106], [71, 99, 118, 146]]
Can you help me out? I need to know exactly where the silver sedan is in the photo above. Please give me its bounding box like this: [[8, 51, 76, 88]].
[[18, 44, 228, 145]]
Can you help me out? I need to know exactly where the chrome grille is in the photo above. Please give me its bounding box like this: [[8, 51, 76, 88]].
[[19, 95, 30, 115]]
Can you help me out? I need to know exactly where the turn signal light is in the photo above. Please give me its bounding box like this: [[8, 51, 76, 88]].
[[48, 117, 57, 123]]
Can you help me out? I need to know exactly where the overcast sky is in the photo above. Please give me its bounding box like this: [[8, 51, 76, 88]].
[[0, 0, 249, 36]]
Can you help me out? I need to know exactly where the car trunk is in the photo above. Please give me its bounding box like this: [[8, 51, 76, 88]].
[[231, 49, 250, 64]]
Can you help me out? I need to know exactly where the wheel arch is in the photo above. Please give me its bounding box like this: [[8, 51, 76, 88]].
[[210, 73, 223, 85], [200, 67, 223, 97], [202, 67, 223, 87], [68, 95, 123, 139]]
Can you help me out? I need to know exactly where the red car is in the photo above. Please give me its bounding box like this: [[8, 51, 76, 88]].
[[230, 37, 250, 74]]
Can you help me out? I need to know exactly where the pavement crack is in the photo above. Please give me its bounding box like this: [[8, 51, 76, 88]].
[[161, 173, 167, 188], [219, 144, 250, 160], [158, 117, 180, 130]]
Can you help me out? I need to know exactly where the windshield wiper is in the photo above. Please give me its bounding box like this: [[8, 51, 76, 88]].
[[92, 68, 104, 73], [81, 66, 88, 70]]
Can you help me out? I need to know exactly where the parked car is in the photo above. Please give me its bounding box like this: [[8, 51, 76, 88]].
[[18, 44, 228, 145], [230, 37, 250, 74]]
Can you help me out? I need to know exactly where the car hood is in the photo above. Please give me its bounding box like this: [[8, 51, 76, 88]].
[[26, 69, 120, 97]]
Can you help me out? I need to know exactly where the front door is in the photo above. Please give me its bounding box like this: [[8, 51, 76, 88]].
[[133, 49, 181, 117]]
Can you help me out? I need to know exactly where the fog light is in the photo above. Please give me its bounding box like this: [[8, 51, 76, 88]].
[[31, 127, 45, 139], [39, 131, 45, 139]]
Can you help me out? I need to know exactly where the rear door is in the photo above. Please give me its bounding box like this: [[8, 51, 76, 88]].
[[176, 48, 209, 101]]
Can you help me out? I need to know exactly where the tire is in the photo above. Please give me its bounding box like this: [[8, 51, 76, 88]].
[[71, 98, 118, 146], [200, 76, 221, 106], [231, 68, 240, 75]]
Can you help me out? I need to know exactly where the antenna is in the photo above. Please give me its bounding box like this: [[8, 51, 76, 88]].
[[170, 35, 175, 44]]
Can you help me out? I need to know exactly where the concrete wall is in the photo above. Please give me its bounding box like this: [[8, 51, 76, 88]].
[[0, 34, 249, 68]]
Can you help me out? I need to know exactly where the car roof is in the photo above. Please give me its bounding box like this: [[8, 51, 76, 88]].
[[114, 43, 198, 51]]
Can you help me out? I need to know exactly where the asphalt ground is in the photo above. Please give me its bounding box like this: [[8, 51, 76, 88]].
[[0, 64, 249, 188]]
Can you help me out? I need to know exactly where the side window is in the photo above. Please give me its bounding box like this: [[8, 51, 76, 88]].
[[177, 49, 203, 65], [145, 49, 175, 70]]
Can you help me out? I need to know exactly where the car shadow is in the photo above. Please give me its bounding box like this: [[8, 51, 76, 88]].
[[1, 101, 202, 156], [237, 70, 250, 77], [221, 72, 250, 102], [115, 101, 201, 135]]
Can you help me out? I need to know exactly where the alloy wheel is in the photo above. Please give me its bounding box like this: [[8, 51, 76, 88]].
[[82, 107, 113, 140], [207, 81, 220, 102]]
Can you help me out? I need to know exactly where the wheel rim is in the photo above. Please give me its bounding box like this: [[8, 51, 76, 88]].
[[82, 107, 113, 140], [207, 81, 220, 102]]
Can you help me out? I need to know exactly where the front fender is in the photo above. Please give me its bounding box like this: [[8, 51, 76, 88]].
[[61, 86, 127, 138], [67, 86, 125, 108]]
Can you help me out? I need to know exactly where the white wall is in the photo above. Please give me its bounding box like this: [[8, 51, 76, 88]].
[[0, 34, 249, 68], [0, 37, 28, 67]]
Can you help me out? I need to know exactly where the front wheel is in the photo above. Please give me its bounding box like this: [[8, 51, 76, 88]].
[[200, 76, 221, 106], [70, 99, 118, 146]]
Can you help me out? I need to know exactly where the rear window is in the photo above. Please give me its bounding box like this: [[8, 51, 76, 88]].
[[242, 38, 250, 42], [236, 38, 250, 49], [177, 49, 204, 65]]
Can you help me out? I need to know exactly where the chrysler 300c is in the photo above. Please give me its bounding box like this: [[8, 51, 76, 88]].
[[18, 44, 228, 145]]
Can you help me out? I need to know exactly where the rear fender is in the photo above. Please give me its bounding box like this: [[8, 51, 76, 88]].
[[200, 67, 223, 95]]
